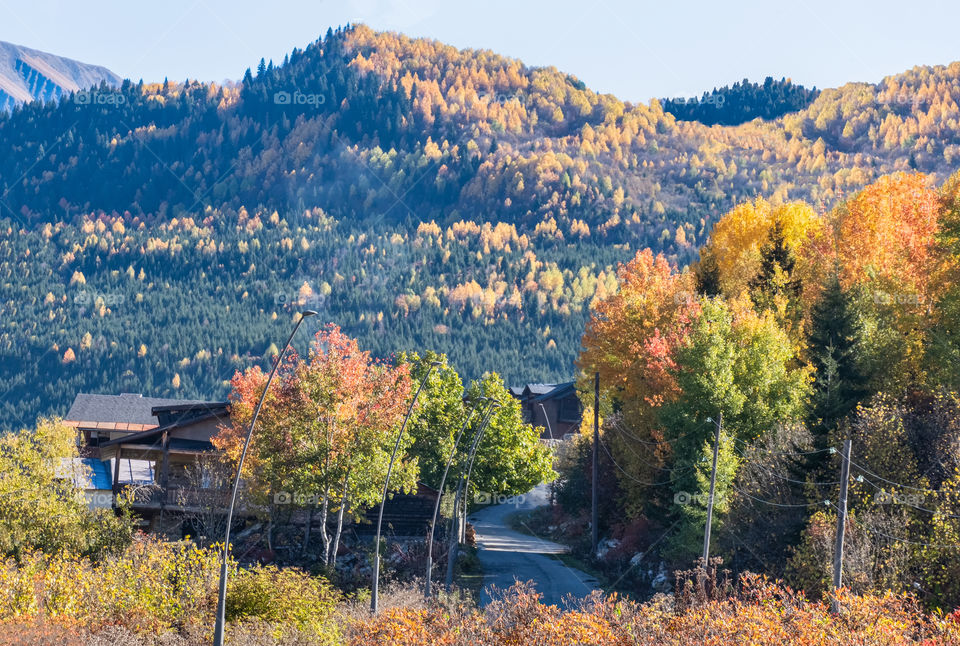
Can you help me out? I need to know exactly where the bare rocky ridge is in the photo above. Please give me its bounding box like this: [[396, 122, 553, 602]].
[[0, 40, 120, 110]]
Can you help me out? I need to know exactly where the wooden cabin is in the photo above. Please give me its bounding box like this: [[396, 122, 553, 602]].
[[64, 393, 230, 530], [509, 382, 582, 441]]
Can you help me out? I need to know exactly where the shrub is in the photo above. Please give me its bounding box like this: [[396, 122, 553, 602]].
[[227, 564, 340, 640]]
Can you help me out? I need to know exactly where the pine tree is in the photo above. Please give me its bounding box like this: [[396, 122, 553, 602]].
[[695, 252, 721, 297], [749, 220, 801, 318], [804, 274, 869, 468]]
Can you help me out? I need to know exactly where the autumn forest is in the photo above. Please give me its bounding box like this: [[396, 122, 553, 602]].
[[6, 20, 960, 645], [4, 25, 960, 426]]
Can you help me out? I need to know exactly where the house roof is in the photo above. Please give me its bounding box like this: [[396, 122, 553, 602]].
[[64, 393, 213, 430], [509, 382, 577, 401], [111, 457, 155, 484], [57, 457, 112, 490], [56, 457, 155, 489], [99, 407, 228, 449], [526, 383, 558, 395], [531, 381, 576, 402]]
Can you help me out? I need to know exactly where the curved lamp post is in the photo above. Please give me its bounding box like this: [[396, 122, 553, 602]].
[[212, 310, 316, 646], [459, 402, 500, 542], [424, 396, 490, 598], [445, 400, 499, 591], [370, 360, 441, 613], [538, 402, 555, 440]]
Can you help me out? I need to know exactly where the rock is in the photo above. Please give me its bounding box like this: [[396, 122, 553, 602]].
[[651, 562, 670, 592], [596, 538, 620, 560]]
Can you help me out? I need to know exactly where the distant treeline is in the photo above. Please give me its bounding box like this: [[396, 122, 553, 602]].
[[662, 77, 820, 125]]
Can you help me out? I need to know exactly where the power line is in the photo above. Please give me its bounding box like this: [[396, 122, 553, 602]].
[[597, 435, 679, 487], [852, 474, 960, 520], [847, 458, 942, 494], [732, 436, 835, 458], [609, 426, 697, 474], [607, 419, 701, 448], [731, 485, 827, 509], [824, 501, 960, 549], [733, 445, 841, 487], [861, 524, 960, 549]]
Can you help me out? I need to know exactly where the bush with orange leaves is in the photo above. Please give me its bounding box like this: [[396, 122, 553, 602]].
[[345, 577, 960, 646]]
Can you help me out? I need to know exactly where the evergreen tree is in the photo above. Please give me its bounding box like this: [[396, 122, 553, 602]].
[[749, 220, 801, 320], [804, 274, 869, 468], [695, 252, 721, 297]]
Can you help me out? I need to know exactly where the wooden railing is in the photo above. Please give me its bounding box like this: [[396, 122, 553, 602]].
[[120, 484, 229, 509]]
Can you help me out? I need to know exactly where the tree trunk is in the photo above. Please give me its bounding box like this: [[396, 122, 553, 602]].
[[266, 512, 274, 552], [330, 470, 350, 566], [318, 485, 331, 566], [301, 505, 314, 556]]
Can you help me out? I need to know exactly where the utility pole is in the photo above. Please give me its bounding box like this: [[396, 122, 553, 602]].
[[702, 412, 722, 565], [832, 438, 852, 613], [591, 372, 599, 557]]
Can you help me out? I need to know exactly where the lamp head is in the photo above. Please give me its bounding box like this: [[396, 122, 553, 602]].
[[301, 310, 318, 318]]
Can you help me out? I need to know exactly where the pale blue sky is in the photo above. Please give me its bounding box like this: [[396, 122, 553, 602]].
[[0, 0, 956, 102]]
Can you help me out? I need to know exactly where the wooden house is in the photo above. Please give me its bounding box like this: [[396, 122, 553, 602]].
[[64, 393, 229, 529], [509, 382, 582, 441]]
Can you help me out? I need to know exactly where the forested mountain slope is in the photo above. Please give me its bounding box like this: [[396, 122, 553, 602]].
[[1, 24, 959, 427]]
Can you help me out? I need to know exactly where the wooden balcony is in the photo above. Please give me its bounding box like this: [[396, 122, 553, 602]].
[[120, 484, 229, 513]]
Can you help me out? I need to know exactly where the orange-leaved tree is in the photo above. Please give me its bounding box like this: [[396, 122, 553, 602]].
[[811, 173, 942, 389], [214, 324, 413, 563], [578, 249, 699, 515]]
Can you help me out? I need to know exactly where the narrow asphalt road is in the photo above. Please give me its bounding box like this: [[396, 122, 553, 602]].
[[468, 484, 601, 607]]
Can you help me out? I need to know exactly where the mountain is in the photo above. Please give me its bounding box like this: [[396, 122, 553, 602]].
[[0, 24, 958, 428], [0, 41, 120, 111]]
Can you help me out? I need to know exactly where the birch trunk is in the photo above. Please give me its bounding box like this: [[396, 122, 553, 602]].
[[301, 505, 314, 556], [318, 484, 331, 565], [330, 470, 351, 566]]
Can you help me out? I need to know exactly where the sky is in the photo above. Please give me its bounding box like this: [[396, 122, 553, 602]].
[[0, 0, 957, 103]]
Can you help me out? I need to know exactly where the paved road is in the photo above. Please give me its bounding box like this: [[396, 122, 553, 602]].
[[469, 484, 601, 607]]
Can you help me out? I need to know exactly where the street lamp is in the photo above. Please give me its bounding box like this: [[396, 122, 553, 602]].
[[370, 360, 441, 613], [702, 413, 722, 565], [213, 310, 316, 646], [445, 400, 500, 591], [424, 396, 490, 598], [538, 402, 555, 440]]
